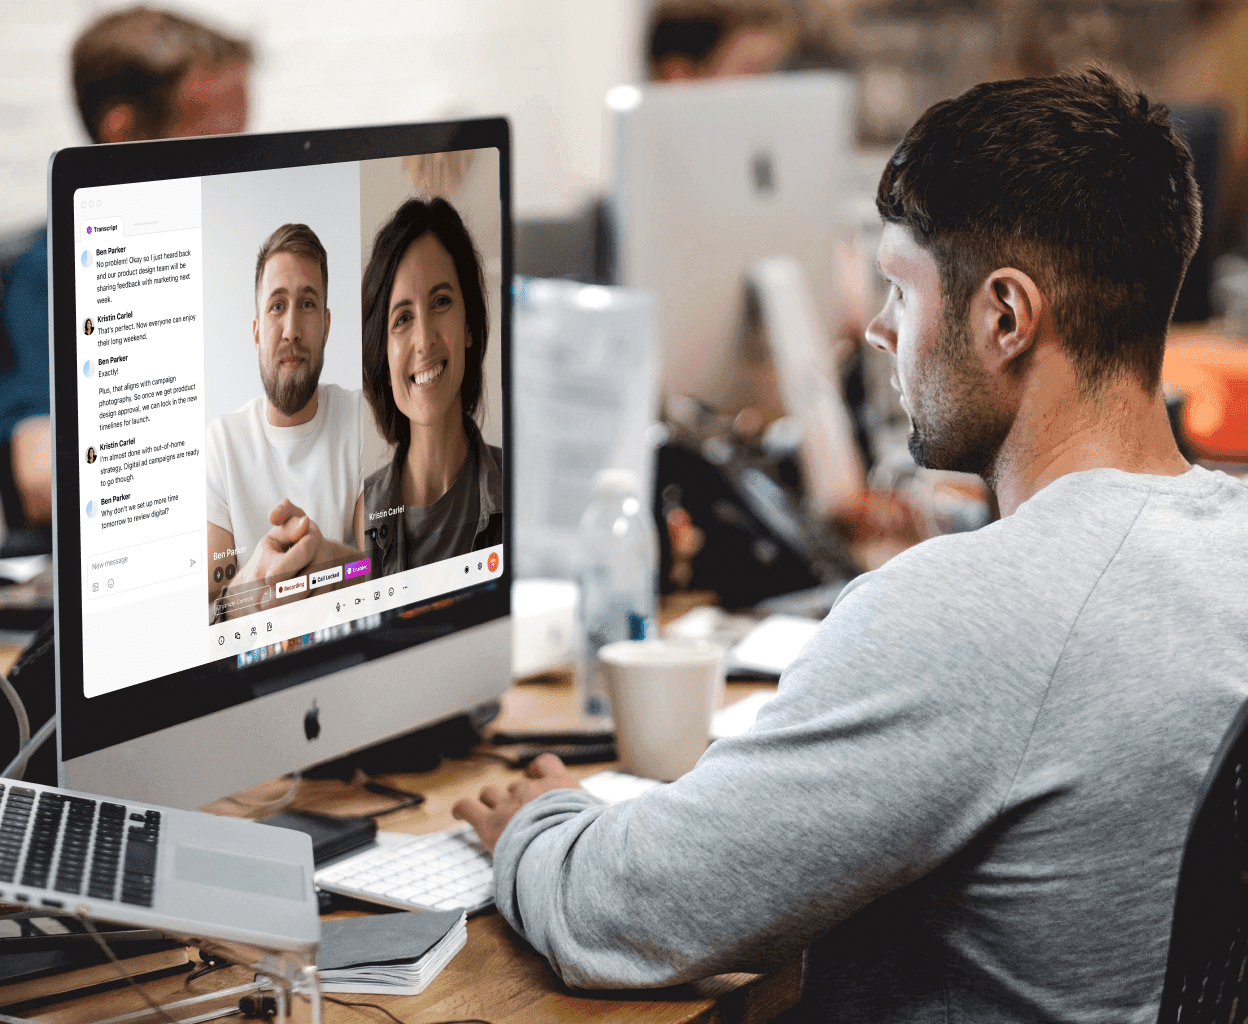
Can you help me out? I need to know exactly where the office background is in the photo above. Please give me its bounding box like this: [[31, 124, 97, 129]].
[[0, 0, 644, 236], [6, 0, 1247, 256]]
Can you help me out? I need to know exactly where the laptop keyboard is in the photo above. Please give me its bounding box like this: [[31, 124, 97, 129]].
[[0, 784, 161, 909]]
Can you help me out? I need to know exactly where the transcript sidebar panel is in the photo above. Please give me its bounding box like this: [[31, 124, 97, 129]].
[[75, 177, 208, 699]]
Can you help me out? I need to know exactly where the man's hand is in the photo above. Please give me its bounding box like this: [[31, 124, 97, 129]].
[[226, 507, 323, 617], [269, 499, 358, 567], [452, 754, 583, 854]]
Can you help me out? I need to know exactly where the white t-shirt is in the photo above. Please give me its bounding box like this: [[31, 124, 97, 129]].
[[205, 383, 364, 558]]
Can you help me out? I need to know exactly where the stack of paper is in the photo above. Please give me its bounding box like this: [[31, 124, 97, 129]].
[[316, 909, 466, 996], [726, 614, 821, 678], [580, 770, 662, 803], [710, 690, 776, 740]]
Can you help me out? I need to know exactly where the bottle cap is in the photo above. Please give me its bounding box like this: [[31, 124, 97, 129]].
[[592, 468, 641, 496]]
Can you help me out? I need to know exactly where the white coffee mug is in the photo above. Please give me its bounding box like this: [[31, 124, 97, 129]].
[[599, 639, 726, 782]]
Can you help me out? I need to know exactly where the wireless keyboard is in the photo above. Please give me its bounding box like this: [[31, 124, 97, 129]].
[[315, 822, 492, 913], [313, 770, 661, 913]]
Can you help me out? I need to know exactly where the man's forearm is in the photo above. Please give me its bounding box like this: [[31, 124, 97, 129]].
[[489, 591, 1018, 994], [491, 767, 829, 991]]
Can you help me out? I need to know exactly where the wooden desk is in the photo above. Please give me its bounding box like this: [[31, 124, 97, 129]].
[[0, 643, 21, 678], [30, 675, 798, 1024]]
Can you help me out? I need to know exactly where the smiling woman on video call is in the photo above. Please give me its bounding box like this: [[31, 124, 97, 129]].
[[357, 196, 502, 573]]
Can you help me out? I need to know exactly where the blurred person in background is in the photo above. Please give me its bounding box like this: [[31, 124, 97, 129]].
[[647, 0, 798, 81], [646, 0, 855, 82], [0, 6, 251, 548]]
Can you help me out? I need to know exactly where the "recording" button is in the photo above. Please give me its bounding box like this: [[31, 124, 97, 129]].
[[275, 575, 308, 598]]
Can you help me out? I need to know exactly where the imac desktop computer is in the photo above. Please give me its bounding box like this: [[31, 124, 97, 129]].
[[607, 71, 861, 415], [608, 71, 877, 569], [49, 118, 513, 809]]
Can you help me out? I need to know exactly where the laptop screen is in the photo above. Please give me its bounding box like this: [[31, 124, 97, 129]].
[[54, 122, 511, 758]]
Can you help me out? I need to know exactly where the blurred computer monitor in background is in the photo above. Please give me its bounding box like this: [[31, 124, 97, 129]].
[[608, 71, 859, 414]]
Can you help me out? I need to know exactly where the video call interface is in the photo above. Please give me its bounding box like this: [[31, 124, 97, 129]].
[[74, 149, 506, 700]]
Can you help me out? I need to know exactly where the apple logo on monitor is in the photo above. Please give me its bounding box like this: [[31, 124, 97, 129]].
[[750, 150, 777, 196], [304, 703, 321, 741]]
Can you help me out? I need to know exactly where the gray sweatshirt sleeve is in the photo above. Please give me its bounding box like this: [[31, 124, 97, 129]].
[[492, 540, 1060, 990]]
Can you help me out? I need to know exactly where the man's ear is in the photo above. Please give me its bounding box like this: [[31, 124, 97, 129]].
[[977, 268, 1044, 373], [97, 103, 142, 143], [253, 319, 260, 354], [323, 308, 331, 347]]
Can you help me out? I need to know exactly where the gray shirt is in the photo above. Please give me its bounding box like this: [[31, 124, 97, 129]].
[[493, 465, 1248, 1022], [401, 440, 480, 568], [359, 416, 504, 576]]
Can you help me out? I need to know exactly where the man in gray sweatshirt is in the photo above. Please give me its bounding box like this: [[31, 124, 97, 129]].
[[454, 67, 1248, 1021]]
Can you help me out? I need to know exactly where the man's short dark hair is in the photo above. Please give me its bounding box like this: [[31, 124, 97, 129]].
[[254, 224, 329, 309], [876, 66, 1202, 397], [362, 197, 489, 450], [72, 5, 253, 143]]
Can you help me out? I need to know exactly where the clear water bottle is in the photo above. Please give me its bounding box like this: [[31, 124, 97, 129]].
[[576, 468, 659, 718]]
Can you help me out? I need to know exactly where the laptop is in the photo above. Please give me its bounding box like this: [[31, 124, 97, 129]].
[[0, 777, 318, 954]]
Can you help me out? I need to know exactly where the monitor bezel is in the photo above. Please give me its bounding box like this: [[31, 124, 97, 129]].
[[50, 118, 513, 764]]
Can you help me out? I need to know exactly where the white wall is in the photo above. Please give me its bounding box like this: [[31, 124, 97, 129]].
[[200, 162, 363, 425], [0, 0, 645, 236]]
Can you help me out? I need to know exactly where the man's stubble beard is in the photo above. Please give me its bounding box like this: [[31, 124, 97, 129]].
[[261, 344, 323, 418], [906, 309, 1014, 490]]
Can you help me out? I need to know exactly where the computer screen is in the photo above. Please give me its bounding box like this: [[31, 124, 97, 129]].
[[51, 120, 512, 808], [609, 71, 859, 413], [609, 72, 871, 521]]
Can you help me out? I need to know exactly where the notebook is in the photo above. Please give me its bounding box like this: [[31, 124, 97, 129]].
[[316, 909, 466, 996]]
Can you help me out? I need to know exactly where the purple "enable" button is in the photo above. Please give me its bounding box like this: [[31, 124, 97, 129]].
[[344, 558, 370, 580]]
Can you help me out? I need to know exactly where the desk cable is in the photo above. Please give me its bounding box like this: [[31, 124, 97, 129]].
[[0, 670, 29, 753], [349, 771, 426, 817], [222, 773, 303, 817], [0, 911, 498, 1024], [0, 665, 55, 781]]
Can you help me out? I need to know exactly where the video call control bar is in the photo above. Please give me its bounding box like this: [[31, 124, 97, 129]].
[[211, 545, 504, 656]]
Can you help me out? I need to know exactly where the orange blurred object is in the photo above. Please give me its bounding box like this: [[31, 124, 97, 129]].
[[1162, 335, 1248, 461]]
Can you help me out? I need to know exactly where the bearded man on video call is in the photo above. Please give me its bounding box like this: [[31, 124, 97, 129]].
[[205, 222, 365, 616]]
